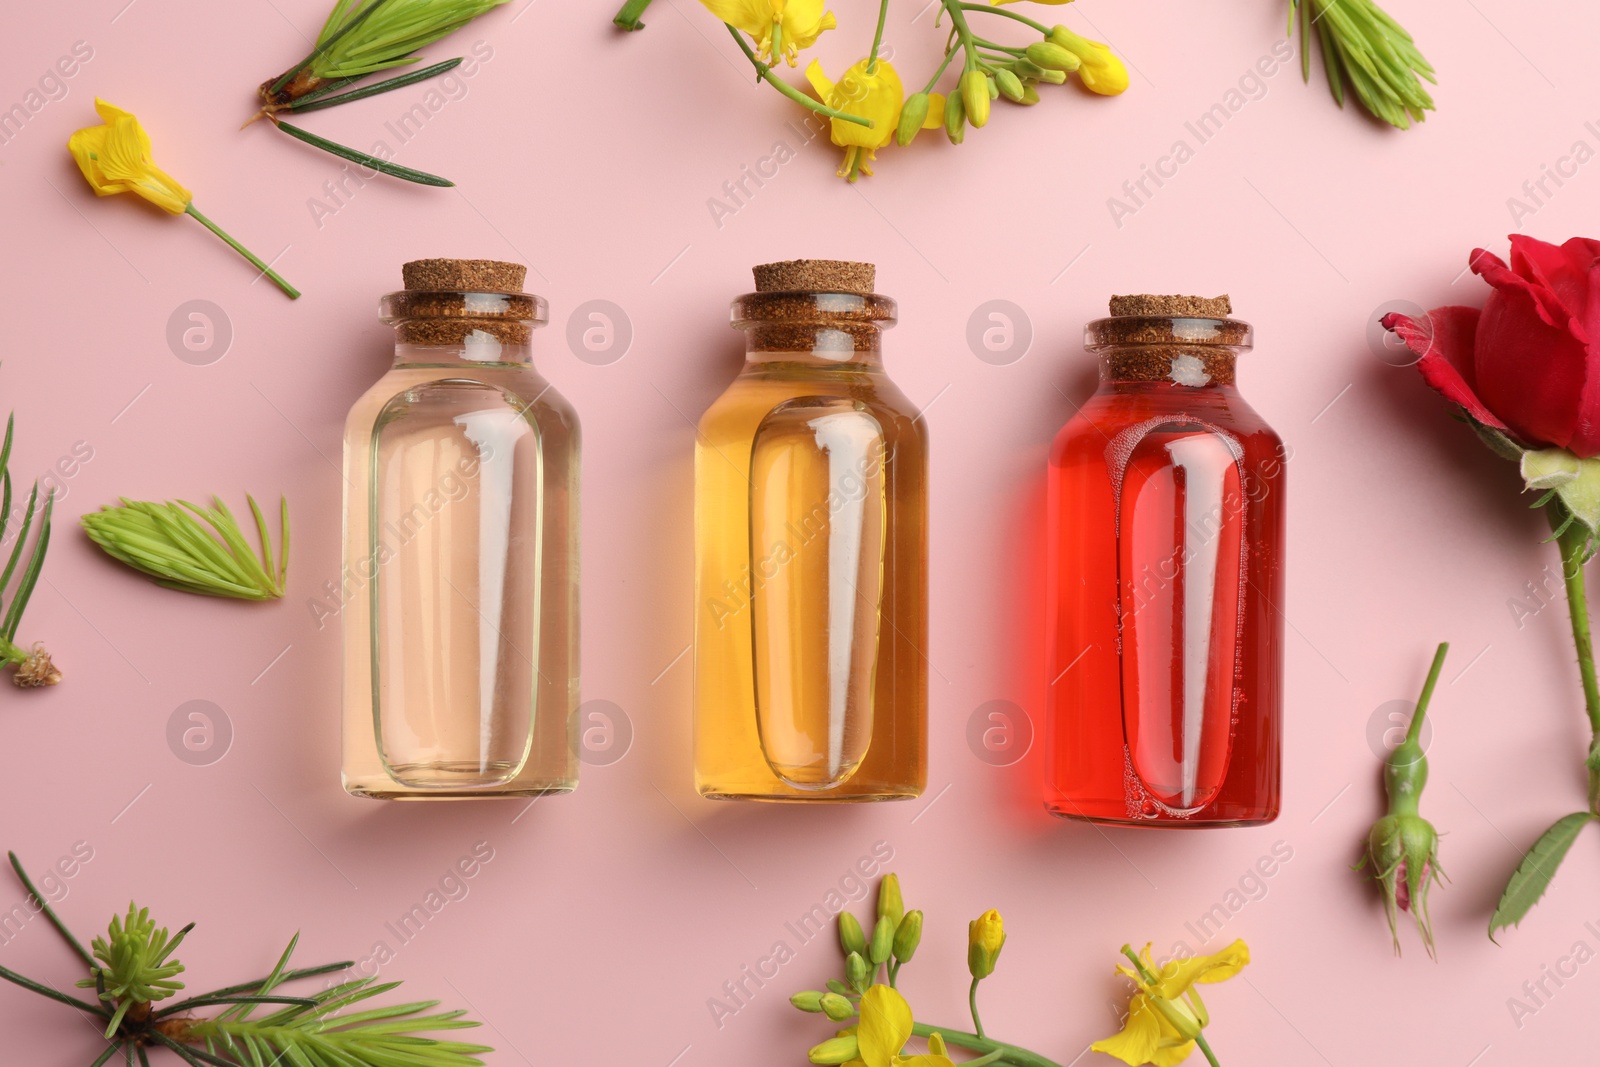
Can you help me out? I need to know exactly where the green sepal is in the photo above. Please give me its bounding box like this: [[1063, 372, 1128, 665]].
[[1521, 447, 1600, 535]]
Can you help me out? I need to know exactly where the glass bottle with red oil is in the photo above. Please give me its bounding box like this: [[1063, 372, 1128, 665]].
[[1044, 295, 1286, 826]]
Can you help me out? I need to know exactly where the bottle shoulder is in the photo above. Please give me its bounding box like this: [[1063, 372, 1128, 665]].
[[698, 368, 923, 443]]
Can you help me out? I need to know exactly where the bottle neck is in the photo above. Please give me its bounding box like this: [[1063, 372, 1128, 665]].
[[742, 325, 884, 368], [1096, 346, 1238, 388], [732, 291, 895, 370], [392, 337, 533, 367]]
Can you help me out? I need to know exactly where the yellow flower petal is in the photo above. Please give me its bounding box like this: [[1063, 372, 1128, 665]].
[[806, 57, 835, 100], [67, 99, 191, 214], [855, 986, 914, 1067], [1092, 994, 1166, 1066], [1153, 940, 1250, 999]]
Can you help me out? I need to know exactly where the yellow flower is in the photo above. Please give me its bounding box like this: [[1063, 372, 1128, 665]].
[[702, 0, 835, 66], [66, 99, 299, 298], [1049, 25, 1129, 95], [966, 908, 1005, 979], [68, 99, 192, 214], [816, 985, 955, 1067], [805, 58, 906, 181], [1092, 941, 1249, 1067]]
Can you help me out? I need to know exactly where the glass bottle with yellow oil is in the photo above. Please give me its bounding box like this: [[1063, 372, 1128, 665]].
[[694, 260, 927, 801], [341, 259, 580, 800]]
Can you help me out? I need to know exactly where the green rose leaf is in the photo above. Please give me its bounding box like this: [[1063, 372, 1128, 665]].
[[1490, 811, 1595, 942], [1521, 448, 1600, 534]]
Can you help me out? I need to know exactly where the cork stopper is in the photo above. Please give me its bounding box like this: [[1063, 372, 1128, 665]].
[[1087, 294, 1249, 387], [753, 259, 876, 296], [383, 259, 543, 346], [402, 258, 526, 294], [1108, 294, 1231, 318]]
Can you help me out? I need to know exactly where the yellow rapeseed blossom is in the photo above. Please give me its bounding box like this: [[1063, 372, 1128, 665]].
[[702, 0, 835, 65], [805, 57, 906, 181]]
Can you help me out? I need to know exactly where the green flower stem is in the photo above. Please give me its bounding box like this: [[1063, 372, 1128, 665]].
[[866, 0, 892, 74], [724, 25, 871, 127], [7, 852, 94, 967], [613, 0, 653, 31], [1408, 642, 1449, 747], [968, 977, 985, 1039], [921, 45, 961, 93], [1552, 511, 1600, 813], [183, 205, 300, 300], [940, 0, 980, 72], [1193, 1034, 1223, 1067], [961, 3, 1049, 34], [909, 1023, 1063, 1067]]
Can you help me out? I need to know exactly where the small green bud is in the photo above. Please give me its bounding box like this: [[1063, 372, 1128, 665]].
[[820, 992, 854, 1021], [1020, 84, 1040, 105], [869, 915, 894, 964], [791, 991, 826, 1013], [892, 909, 924, 962], [961, 69, 990, 128], [1013, 59, 1047, 79], [877, 873, 904, 929], [1038, 67, 1068, 84], [810, 1036, 860, 1065], [1025, 41, 1081, 73], [896, 94, 929, 147], [845, 951, 870, 993], [945, 91, 966, 144], [994, 69, 1025, 102], [825, 978, 852, 997], [838, 912, 867, 957]]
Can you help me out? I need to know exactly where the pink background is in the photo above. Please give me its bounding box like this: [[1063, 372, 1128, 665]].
[[2, 0, 1597, 1063]]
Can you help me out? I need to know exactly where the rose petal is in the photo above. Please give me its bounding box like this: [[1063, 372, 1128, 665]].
[[1473, 246, 1564, 331], [1381, 307, 1507, 431], [1474, 284, 1596, 454], [1508, 235, 1595, 344]]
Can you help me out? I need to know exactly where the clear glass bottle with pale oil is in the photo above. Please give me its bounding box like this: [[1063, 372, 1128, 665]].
[[694, 260, 927, 801], [341, 259, 579, 799]]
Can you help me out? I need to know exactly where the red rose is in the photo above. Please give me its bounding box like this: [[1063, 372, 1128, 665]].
[[1382, 235, 1600, 457]]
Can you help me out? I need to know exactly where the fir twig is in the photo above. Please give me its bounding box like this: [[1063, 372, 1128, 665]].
[[80, 495, 289, 601], [1290, 0, 1435, 128], [259, 0, 509, 106], [285, 58, 464, 112], [0, 412, 59, 686], [0, 854, 492, 1067], [272, 120, 455, 186]]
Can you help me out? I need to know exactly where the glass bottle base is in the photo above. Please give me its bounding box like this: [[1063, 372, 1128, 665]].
[[698, 787, 922, 803], [343, 772, 575, 801], [1045, 797, 1278, 827]]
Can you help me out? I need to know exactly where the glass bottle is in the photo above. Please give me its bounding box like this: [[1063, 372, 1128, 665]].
[[341, 259, 580, 799], [1044, 295, 1286, 826], [694, 260, 927, 801]]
